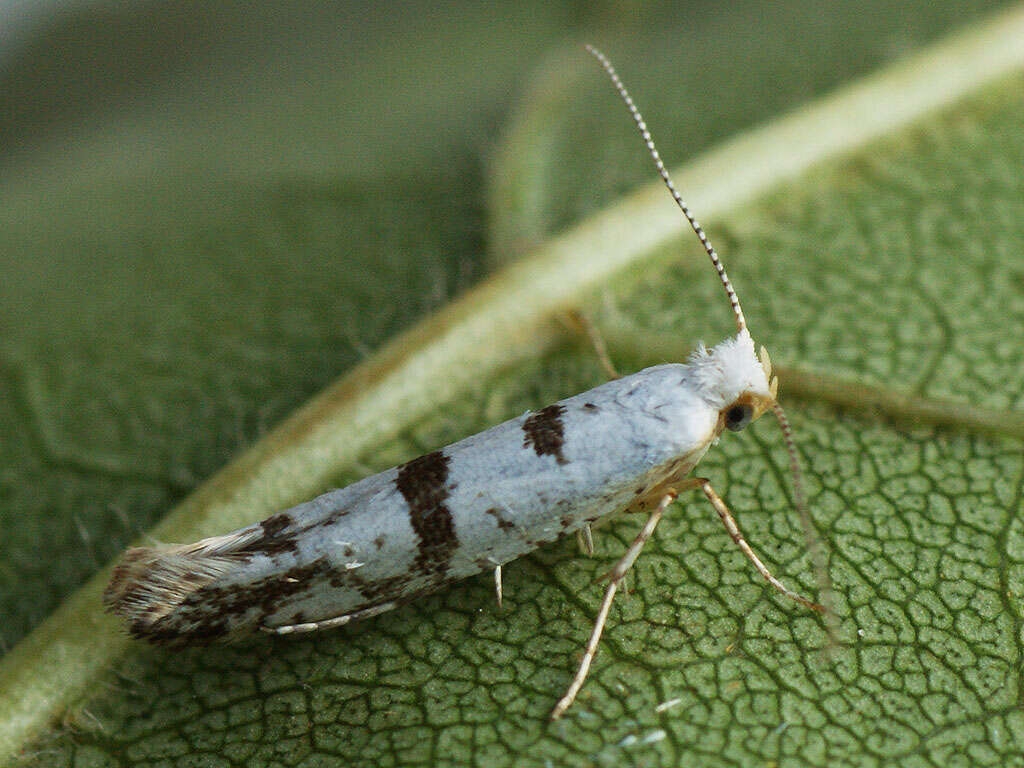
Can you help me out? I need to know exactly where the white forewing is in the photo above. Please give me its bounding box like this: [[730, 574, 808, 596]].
[[105, 363, 721, 641]]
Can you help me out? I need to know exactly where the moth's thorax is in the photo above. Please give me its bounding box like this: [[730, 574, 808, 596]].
[[685, 328, 774, 411]]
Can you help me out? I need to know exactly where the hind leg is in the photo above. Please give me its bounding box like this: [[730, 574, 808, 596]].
[[567, 309, 619, 380], [550, 491, 676, 720], [576, 524, 595, 555], [263, 601, 398, 635]]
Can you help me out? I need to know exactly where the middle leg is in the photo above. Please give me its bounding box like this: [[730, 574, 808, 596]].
[[550, 490, 677, 720]]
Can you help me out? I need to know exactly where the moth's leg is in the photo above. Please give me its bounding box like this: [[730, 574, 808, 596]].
[[550, 491, 676, 720], [494, 564, 503, 609], [700, 480, 824, 612], [567, 309, 620, 380], [576, 523, 595, 555], [262, 600, 398, 635]]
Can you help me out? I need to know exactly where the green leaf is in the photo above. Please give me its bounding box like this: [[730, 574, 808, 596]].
[[7, 0, 997, 661], [5, 4, 1024, 767]]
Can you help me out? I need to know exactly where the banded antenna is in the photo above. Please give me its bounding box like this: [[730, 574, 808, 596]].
[[585, 44, 747, 334], [587, 45, 837, 635]]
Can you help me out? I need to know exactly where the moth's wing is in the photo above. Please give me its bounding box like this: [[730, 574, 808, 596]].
[[102, 472, 397, 643]]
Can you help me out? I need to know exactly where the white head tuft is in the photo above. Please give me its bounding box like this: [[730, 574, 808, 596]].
[[588, 46, 834, 630], [687, 329, 772, 410]]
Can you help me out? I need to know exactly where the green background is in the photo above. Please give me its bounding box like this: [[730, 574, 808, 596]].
[[3, 1, 1023, 766]]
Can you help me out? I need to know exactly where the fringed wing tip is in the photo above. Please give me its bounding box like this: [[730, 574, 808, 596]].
[[104, 542, 249, 644]]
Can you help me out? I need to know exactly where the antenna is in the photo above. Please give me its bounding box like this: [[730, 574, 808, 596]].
[[585, 44, 747, 334], [773, 401, 838, 643], [586, 45, 836, 634]]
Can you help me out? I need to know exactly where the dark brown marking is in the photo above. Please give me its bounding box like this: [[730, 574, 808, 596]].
[[349, 575, 461, 616], [523, 404, 569, 464], [129, 541, 469, 644], [133, 618, 229, 644], [130, 557, 345, 644], [396, 450, 460, 581], [485, 507, 516, 531], [352, 572, 413, 602], [583, 402, 599, 412], [328, 564, 425, 605], [374, 535, 387, 550], [308, 501, 352, 531], [260, 513, 292, 538], [235, 512, 299, 556]]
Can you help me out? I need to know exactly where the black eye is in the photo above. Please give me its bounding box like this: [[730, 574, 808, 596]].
[[724, 403, 753, 432]]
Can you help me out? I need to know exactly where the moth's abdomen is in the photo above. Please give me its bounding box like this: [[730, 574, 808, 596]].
[[105, 364, 718, 644]]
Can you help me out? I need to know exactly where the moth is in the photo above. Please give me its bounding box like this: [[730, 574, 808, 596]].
[[105, 45, 827, 720]]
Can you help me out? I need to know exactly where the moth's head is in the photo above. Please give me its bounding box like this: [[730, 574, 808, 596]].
[[688, 328, 779, 434]]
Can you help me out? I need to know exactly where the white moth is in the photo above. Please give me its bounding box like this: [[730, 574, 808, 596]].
[[105, 45, 827, 720]]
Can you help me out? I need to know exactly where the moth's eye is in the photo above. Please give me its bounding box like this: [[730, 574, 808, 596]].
[[724, 403, 754, 432]]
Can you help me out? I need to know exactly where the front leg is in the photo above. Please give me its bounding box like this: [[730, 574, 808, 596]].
[[548, 477, 821, 719], [700, 479, 823, 612]]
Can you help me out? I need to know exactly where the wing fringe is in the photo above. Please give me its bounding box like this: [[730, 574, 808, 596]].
[[103, 531, 259, 643]]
